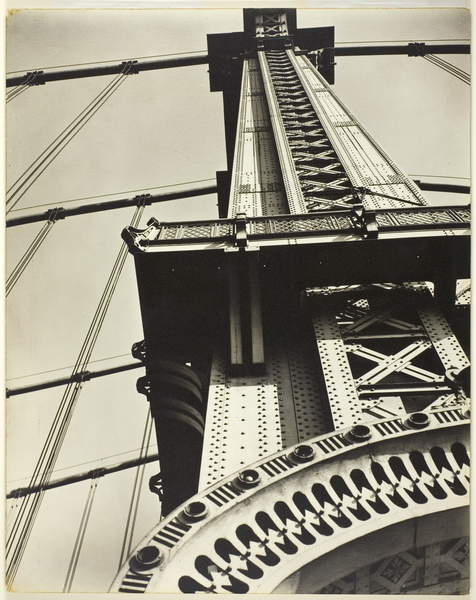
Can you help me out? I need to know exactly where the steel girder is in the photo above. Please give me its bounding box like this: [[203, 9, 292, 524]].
[[123, 8, 470, 582], [308, 283, 470, 429]]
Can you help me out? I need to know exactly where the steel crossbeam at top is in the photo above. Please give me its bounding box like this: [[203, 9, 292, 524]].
[[6, 43, 470, 88]]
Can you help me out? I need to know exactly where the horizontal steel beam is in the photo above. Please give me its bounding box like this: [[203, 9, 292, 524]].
[[123, 204, 470, 254], [7, 43, 469, 88], [334, 43, 470, 56], [6, 184, 218, 227], [5, 181, 465, 229], [7, 451, 159, 499], [414, 180, 470, 194], [6, 361, 143, 397], [6, 53, 210, 87]]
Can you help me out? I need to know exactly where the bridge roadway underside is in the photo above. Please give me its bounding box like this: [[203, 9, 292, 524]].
[[128, 215, 469, 513], [134, 233, 469, 332]]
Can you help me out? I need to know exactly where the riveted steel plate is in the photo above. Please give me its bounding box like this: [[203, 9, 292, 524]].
[[200, 318, 331, 488], [418, 304, 470, 372], [228, 58, 288, 218]]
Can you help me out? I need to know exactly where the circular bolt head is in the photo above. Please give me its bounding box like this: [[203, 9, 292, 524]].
[[348, 424, 372, 442], [237, 469, 261, 489], [406, 412, 430, 429], [291, 444, 315, 463], [130, 545, 161, 571], [183, 500, 208, 522]]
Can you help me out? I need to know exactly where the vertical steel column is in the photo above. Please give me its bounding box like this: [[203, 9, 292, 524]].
[[136, 358, 205, 516], [227, 57, 288, 217], [310, 299, 362, 428]]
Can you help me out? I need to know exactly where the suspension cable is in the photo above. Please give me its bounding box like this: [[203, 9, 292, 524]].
[[7, 71, 123, 206], [6, 209, 59, 297], [6, 72, 38, 103], [6, 38, 469, 76], [63, 474, 101, 592], [7, 49, 208, 74], [118, 409, 154, 570], [430, 54, 470, 80], [6, 64, 132, 213], [5, 205, 144, 588], [423, 54, 470, 85], [6, 360, 143, 397], [7, 352, 133, 381], [424, 54, 469, 83], [9, 177, 216, 213], [7, 443, 158, 488], [7, 451, 159, 499]]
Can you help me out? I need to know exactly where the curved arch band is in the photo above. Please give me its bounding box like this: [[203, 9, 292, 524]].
[[111, 407, 469, 593]]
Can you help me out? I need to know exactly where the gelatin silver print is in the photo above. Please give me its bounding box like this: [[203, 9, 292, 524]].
[[6, 5, 470, 595]]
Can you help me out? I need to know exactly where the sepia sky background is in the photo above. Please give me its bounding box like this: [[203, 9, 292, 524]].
[[5, 6, 470, 593]]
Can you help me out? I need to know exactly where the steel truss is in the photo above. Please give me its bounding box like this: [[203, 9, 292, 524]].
[[308, 283, 469, 429], [114, 7, 470, 594]]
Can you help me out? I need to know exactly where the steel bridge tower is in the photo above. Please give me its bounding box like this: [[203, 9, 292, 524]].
[[113, 8, 470, 594]]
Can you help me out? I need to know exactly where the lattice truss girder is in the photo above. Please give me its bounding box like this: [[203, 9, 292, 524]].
[[255, 12, 289, 38], [228, 28, 430, 217], [287, 50, 428, 210], [229, 44, 428, 217], [308, 283, 470, 429]]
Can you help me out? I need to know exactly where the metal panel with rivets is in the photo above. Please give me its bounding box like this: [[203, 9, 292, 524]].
[[199, 313, 331, 488], [228, 58, 288, 218], [308, 283, 469, 424], [111, 411, 469, 593]]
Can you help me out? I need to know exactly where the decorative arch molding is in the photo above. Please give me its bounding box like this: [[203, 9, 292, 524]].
[[110, 408, 469, 594]]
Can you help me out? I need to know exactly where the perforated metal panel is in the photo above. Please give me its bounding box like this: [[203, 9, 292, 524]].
[[200, 348, 285, 488], [311, 307, 362, 428], [418, 304, 470, 371]]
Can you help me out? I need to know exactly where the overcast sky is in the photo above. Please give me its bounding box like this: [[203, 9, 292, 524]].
[[5, 6, 470, 593]]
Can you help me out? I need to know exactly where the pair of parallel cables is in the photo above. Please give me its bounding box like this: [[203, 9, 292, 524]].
[[6, 202, 145, 588], [423, 53, 470, 85], [6, 71, 40, 103], [7, 63, 133, 213], [6, 63, 133, 297]]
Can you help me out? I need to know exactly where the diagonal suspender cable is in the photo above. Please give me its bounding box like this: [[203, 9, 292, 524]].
[[5, 204, 145, 588], [6, 72, 38, 103], [6, 64, 132, 213], [63, 474, 102, 592], [429, 54, 470, 81], [6, 71, 122, 208], [6, 209, 60, 297], [423, 54, 470, 85], [424, 54, 470, 84], [117, 409, 154, 571]]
